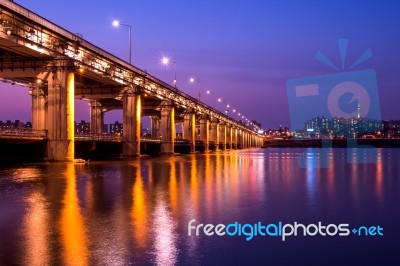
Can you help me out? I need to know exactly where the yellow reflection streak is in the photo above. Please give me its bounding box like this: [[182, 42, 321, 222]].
[[375, 155, 383, 203], [190, 155, 199, 213], [23, 191, 50, 266], [168, 157, 178, 216], [131, 166, 148, 249], [59, 163, 89, 266]]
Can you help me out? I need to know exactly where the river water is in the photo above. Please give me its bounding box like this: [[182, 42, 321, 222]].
[[0, 148, 399, 265]]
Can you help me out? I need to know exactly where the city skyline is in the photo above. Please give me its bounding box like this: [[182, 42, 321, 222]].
[[1, 1, 400, 128]]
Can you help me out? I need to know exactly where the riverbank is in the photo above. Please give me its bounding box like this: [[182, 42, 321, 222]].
[[262, 138, 400, 148]]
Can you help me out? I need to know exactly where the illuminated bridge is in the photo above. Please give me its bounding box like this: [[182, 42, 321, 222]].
[[0, 0, 263, 161]]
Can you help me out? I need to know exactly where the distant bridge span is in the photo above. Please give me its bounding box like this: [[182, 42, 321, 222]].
[[0, 0, 263, 161]]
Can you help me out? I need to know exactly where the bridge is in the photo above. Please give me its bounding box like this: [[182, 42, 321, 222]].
[[0, 0, 263, 161]]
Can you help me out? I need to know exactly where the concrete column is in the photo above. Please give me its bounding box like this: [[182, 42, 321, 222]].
[[221, 123, 227, 150], [210, 119, 219, 150], [248, 133, 251, 148], [31, 85, 46, 130], [46, 65, 74, 161], [122, 89, 141, 157], [199, 117, 210, 152], [151, 116, 160, 139], [90, 100, 104, 134], [233, 127, 238, 149], [238, 129, 241, 149], [228, 125, 233, 149], [183, 113, 196, 152], [161, 101, 175, 154]]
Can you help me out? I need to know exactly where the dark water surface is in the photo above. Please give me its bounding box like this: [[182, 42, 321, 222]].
[[0, 148, 399, 265]]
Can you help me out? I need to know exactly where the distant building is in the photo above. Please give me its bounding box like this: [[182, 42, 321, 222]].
[[301, 116, 383, 138], [0, 120, 24, 129], [264, 126, 291, 140], [75, 120, 90, 133], [24, 122, 32, 128], [110, 121, 123, 134]]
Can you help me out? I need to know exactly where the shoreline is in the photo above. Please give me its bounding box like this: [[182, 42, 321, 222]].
[[262, 138, 400, 148]]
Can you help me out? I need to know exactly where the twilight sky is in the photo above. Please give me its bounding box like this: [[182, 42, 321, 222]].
[[1, 0, 400, 129]]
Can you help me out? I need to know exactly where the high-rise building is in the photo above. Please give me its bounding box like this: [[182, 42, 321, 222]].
[[75, 120, 90, 133], [110, 121, 123, 134]]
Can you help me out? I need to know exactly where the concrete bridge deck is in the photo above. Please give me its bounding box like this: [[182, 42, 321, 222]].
[[0, 0, 263, 161]]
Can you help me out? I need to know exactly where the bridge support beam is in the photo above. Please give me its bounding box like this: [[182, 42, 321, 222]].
[[221, 123, 227, 150], [227, 125, 233, 149], [161, 101, 175, 154], [232, 127, 237, 149], [183, 112, 196, 153], [242, 131, 247, 149], [199, 117, 210, 152], [90, 100, 104, 134], [46, 66, 75, 162], [31, 85, 46, 130], [151, 116, 160, 139], [210, 119, 219, 151], [122, 89, 141, 157]]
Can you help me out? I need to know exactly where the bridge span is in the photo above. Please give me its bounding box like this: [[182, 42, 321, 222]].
[[0, 0, 263, 161]]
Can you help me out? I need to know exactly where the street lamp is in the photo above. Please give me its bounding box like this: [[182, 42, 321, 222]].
[[161, 57, 177, 88], [112, 20, 132, 64], [189, 77, 201, 101]]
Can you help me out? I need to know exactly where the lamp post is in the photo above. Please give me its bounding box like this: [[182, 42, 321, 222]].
[[113, 20, 132, 64], [161, 57, 177, 88], [189, 77, 201, 101]]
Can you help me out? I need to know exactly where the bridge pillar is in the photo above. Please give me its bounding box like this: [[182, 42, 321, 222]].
[[183, 112, 196, 153], [248, 133, 251, 148], [160, 101, 175, 154], [90, 100, 104, 134], [243, 131, 247, 149], [45, 65, 74, 162], [151, 116, 160, 139], [221, 123, 227, 150], [210, 119, 219, 150], [238, 129, 241, 148], [228, 125, 233, 149], [122, 88, 141, 157], [199, 117, 210, 152], [233, 127, 238, 149], [31, 84, 47, 130]]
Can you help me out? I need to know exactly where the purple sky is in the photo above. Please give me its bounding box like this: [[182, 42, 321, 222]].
[[1, 0, 400, 129]]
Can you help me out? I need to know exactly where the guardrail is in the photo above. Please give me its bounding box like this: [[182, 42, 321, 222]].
[[0, 127, 47, 139], [75, 133, 162, 143], [74, 133, 122, 142]]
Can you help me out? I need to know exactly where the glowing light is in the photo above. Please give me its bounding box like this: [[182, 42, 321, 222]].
[[161, 57, 170, 65], [112, 20, 120, 27], [218, 98, 221, 102]]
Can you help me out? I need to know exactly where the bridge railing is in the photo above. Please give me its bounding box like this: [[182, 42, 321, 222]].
[[74, 133, 122, 142], [75, 133, 162, 143], [0, 127, 47, 139]]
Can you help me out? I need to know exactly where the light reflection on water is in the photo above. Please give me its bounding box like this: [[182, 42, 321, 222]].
[[0, 148, 399, 265]]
